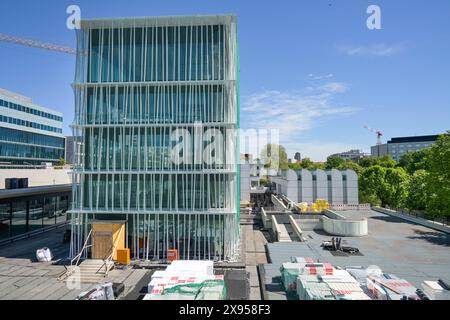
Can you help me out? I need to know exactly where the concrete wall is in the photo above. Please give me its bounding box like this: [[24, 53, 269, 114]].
[[285, 170, 298, 203], [314, 169, 328, 201], [343, 169, 359, 204], [321, 215, 368, 237], [0, 169, 72, 189], [372, 207, 450, 234], [270, 169, 359, 205], [329, 169, 344, 205], [298, 169, 313, 203], [240, 163, 251, 202], [322, 209, 368, 236]]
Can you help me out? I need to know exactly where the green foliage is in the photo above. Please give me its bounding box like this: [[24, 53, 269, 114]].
[[325, 156, 345, 169], [359, 165, 409, 208], [288, 162, 302, 170], [300, 158, 315, 169], [259, 178, 268, 187], [382, 167, 410, 208], [398, 149, 429, 174], [405, 169, 429, 211], [337, 160, 363, 175], [359, 165, 386, 206], [358, 155, 396, 168], [424, 131, 450, 217], [260, 144, 289, 170], [56, 157, 66, 166]]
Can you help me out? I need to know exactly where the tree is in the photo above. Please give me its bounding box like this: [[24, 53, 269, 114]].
[[300, 158, 315, 169], [325, 156, 345, 169], [359, 165, 385, 206], [359, 165, 409, 208], [382, 167, 409, 208], [359, 155, 396, 168], [338, 160, 363, 176], [406, 169, 429, 211], [424, 131, 450, 218], [56, 157, 66, 166], [259, 178, 268, 187], [398, 149, 429, 174], [260, 144, 289, 170], [288, 162, 302, 170]]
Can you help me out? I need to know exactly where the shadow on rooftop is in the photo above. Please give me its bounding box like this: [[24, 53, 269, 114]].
[[407, 229, 450, 247], [370, 215, 408, 224], [0, 228, 70, 263]]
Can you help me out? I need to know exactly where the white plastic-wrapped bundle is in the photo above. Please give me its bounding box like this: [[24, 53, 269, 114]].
[[296, 275, 333, 300], [320, 269, 358, 284], [36, 247, 53, 262], [167, 260, 214, 276], [291, 257, 315, 264], [300, 263, 334, 276]]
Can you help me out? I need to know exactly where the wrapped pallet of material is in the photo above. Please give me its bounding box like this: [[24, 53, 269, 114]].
[[366, 277, 388, 300], [422, 281, 450, 300], [167, 260, 214, 276], [320, 269, 358, 284], [296, 275, 333, 300], [195, 279, 227, 300], [328, 282, 363, 293], [280, 262, 304, 292], [368, 275, 419, 300], [300, 263, 334, 276], [291, 257, 315, 264], [334, 291, 371, 300]]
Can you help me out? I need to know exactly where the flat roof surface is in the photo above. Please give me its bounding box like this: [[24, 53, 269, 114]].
[[388, 135, 439, 143], [264, 210, 450, 300]]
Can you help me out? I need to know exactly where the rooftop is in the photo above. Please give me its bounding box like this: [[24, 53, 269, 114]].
[[80, 14, 237, 29], [388, 135, 440, 144], [264, 210, 450, 300]]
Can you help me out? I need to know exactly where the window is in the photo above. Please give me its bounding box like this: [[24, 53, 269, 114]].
[[0, 98, 62, 123]]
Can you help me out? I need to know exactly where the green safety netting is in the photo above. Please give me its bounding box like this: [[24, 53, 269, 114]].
[[162, 279, 227, 300]]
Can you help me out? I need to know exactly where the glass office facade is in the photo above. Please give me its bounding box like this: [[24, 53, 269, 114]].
[[0, 93, 65, 165], [0, 98, 63, 122], [71, 15, 239, 261], [0, 189, 71, 242]]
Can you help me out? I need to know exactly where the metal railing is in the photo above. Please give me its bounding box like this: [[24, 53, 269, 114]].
[[101, 226, 123, 277], [58, 228, 92, 281]]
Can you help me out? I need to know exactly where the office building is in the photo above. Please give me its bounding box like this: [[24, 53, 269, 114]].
[[294, 152, 301, 162], [0, 184, 71, 242], [70, 15, 240, 261], [371, 135, 439, 161], [0, 88, 64, 166], [270, 169, 359, 205], [329, 149, 368, 161], [65, 136, 75, 164]]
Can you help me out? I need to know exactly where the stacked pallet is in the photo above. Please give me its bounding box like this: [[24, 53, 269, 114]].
[[143, 261, 226, 300]]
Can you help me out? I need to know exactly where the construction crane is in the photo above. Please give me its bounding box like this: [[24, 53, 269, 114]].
[[364, 125, 383, 145], [0, 32, 77, 55]]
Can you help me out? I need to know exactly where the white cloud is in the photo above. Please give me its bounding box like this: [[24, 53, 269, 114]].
[[338, 43, 404, 57], [308, 73, 334, 80], [241, 82, 361, 161]]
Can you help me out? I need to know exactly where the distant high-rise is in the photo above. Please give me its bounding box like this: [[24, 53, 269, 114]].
[[371, 135, 439, 161], [294, 152, 301, 162], [71, 15, 240, 261], [329, 149, 367, 161], [0, 88, 64, 166]]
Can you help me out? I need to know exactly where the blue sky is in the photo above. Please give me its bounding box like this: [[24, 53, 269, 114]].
[[0, 0, 449, 161]]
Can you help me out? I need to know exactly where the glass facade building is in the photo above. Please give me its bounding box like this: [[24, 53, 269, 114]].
[[70, 15, 240, 261], [0, 185, 71, 242], [0, 89, 65, 165]]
